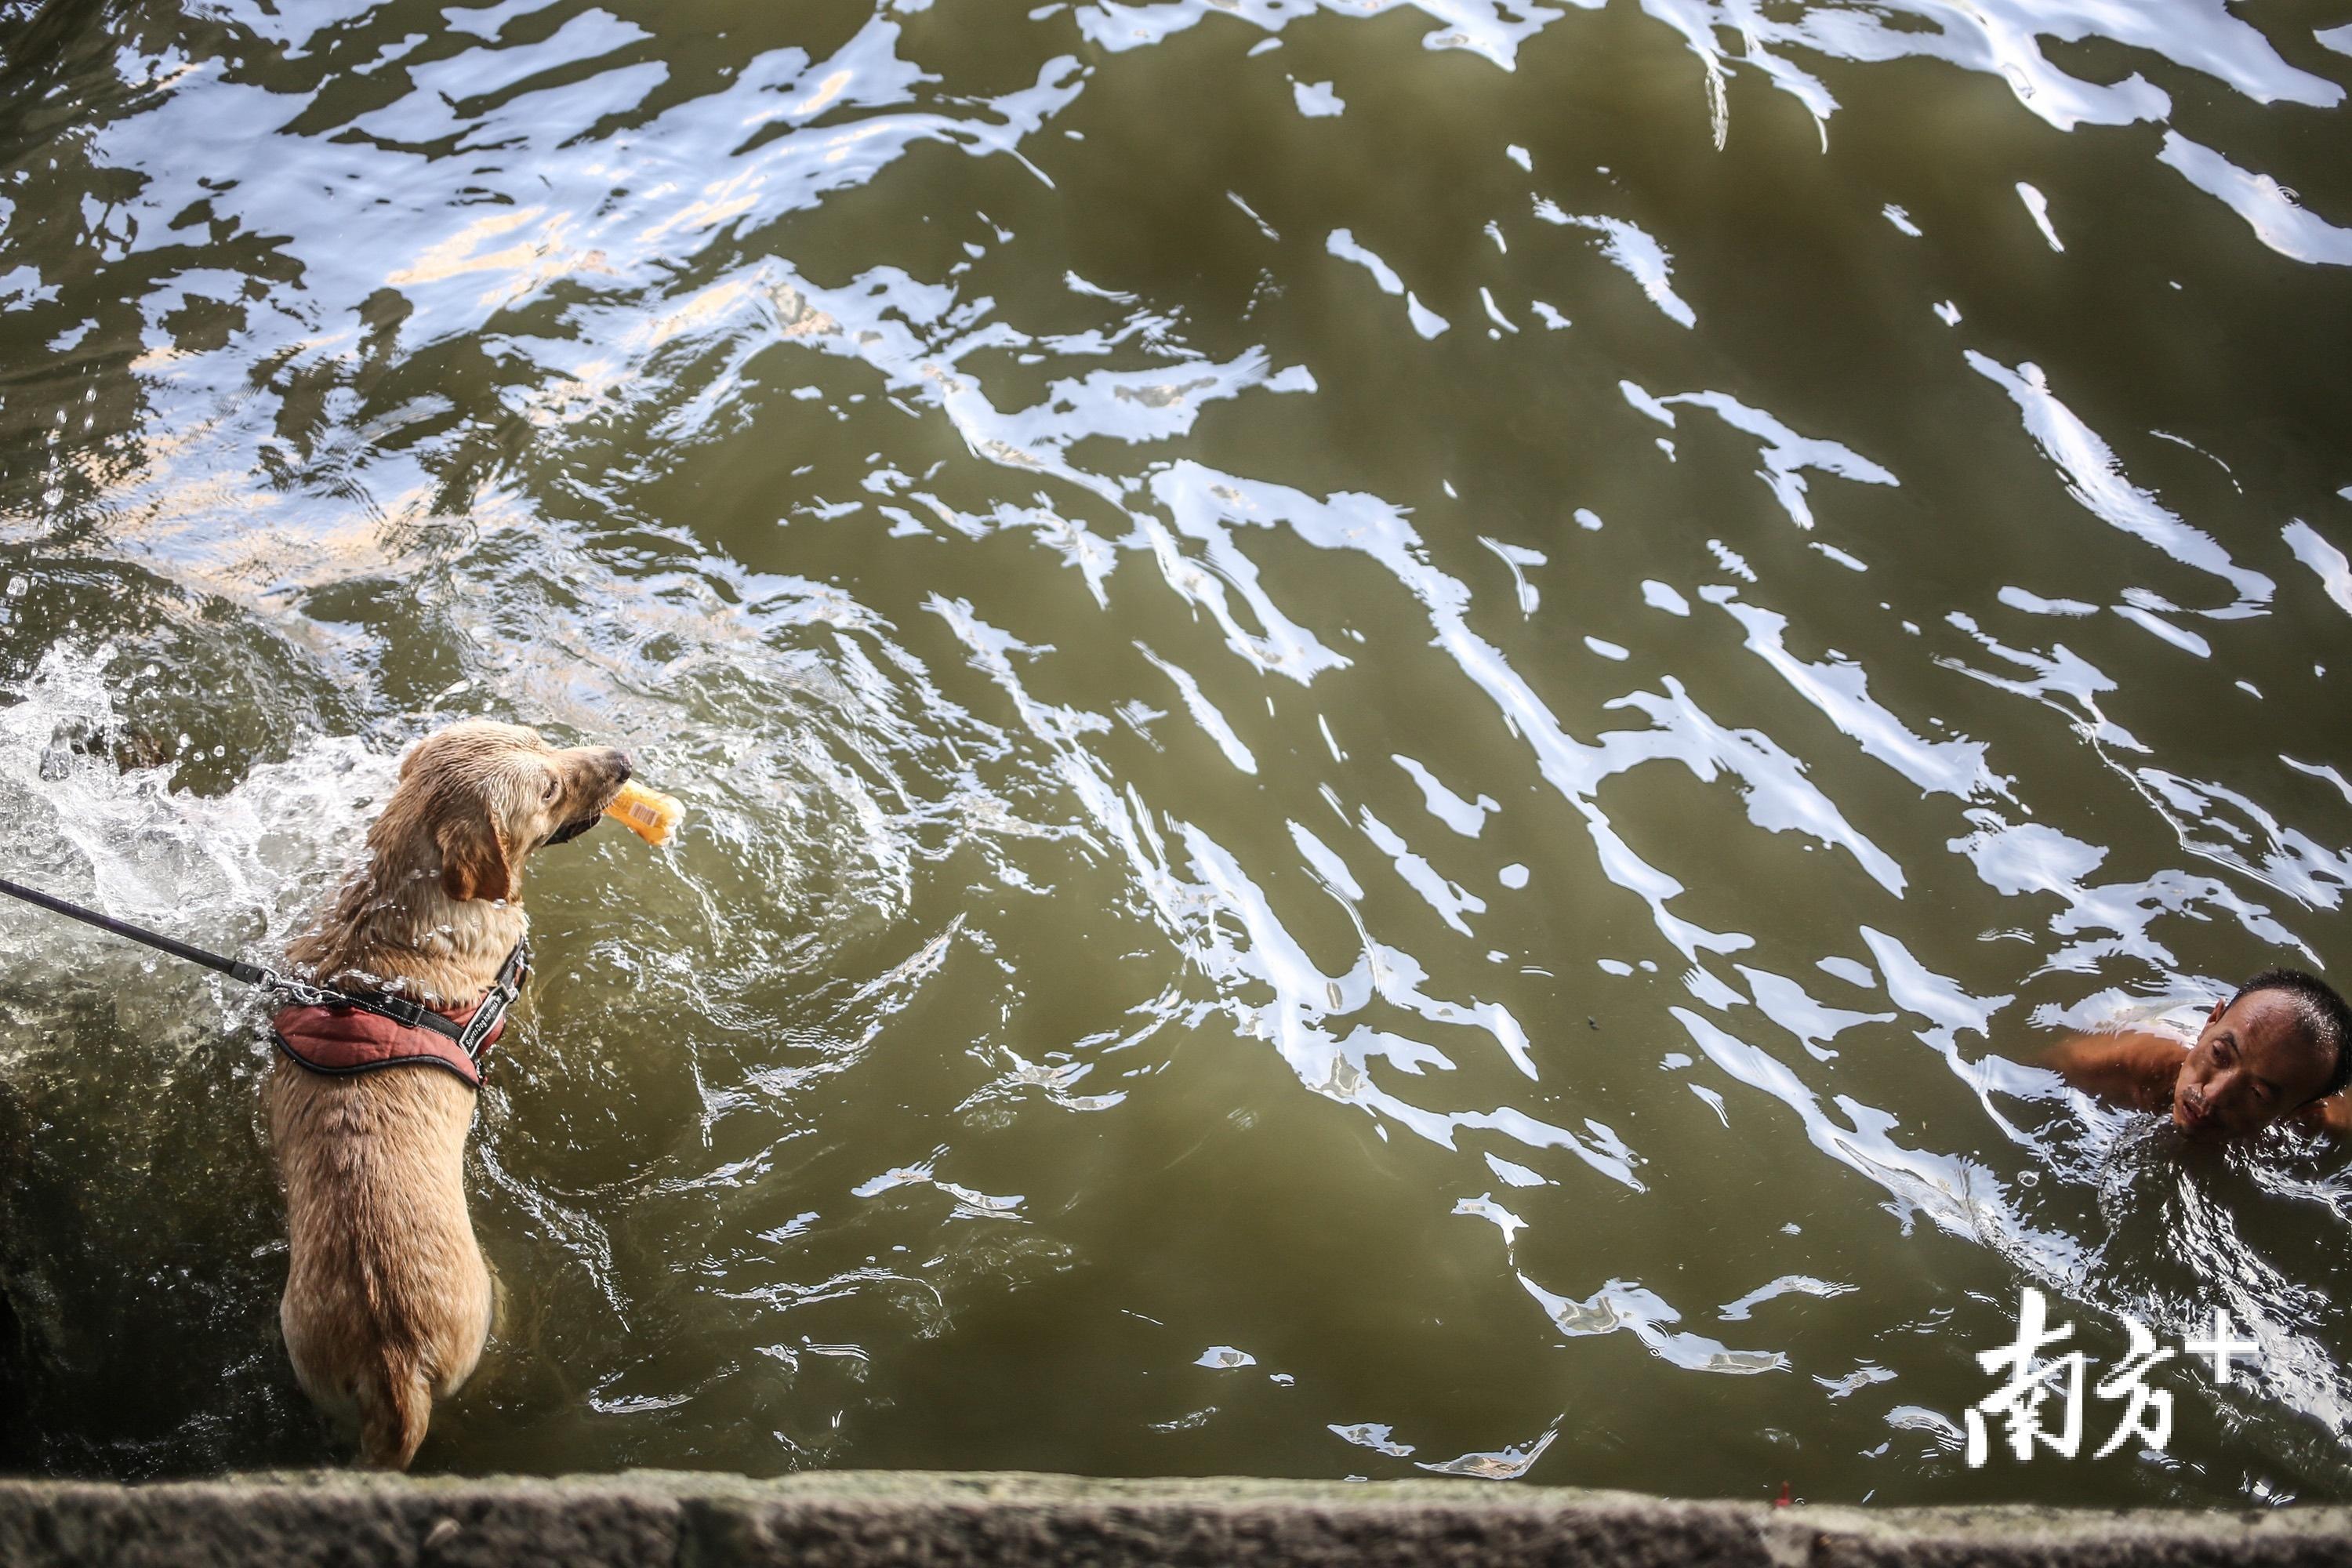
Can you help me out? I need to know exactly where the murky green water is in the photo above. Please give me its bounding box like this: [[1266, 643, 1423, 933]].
[[3, 0, 2352, 1507]]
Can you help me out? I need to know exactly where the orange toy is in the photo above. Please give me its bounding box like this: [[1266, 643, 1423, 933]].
[[604, 779, 684, 846]]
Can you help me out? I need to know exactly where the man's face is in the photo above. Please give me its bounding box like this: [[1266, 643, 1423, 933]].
[[2174, 990, 2332, 1138]]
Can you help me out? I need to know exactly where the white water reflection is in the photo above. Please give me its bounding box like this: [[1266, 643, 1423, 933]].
[[1530, 205, 1695, 328], [1076, 0, 1586, 69], [2158, 135, 2352, 267], [1965, 355, 2275, 609], [1522, 1272, 1786, 1374]]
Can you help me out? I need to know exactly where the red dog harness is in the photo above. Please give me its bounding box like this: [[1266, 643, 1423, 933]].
[[274, 996, 503, 1087], [270, 937, 530, 1091]]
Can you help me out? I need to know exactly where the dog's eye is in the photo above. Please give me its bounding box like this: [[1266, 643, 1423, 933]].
[[541, 772, 562, 802]]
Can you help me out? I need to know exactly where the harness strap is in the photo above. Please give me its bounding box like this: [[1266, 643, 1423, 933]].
[[460, 935, 532, 1061], [281, 935, 532, 1056], [274, 935, 532, 1088]]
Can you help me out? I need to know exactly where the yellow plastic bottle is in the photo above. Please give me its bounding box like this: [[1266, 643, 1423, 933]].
[[604, 779, 685, 847]]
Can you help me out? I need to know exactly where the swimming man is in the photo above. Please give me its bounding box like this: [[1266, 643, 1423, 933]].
[[2044, 968, 2352, 1139]]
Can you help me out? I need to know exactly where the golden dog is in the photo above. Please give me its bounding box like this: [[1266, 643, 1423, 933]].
[[268, 720, 630, 1468]]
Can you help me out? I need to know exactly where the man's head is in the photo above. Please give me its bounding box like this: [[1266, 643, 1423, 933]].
[[2173, 968, 2352, 1138]]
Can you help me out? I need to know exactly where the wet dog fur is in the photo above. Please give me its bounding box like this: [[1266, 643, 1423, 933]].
[[268, 720, 630, 1469]]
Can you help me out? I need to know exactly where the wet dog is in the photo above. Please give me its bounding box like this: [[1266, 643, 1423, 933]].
[[268, 720, 630, 1468]]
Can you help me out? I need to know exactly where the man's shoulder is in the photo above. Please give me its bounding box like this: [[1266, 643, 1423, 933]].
[[2043, 1030, 2186, 1112]]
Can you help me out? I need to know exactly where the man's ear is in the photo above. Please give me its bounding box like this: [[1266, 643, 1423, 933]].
[[436, 808, 513, 903], [2209, 998, 2229, 1026]]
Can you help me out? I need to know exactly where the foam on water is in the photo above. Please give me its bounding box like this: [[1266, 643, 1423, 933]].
[[0, 645, 391, 1051]]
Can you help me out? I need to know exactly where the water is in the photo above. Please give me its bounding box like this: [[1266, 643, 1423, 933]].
[[2, 0, 2350, 1507]]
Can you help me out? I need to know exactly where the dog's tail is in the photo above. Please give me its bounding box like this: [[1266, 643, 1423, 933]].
[[354, 1356, 431, 1471]]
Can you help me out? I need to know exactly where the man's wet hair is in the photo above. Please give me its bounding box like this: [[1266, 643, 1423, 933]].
[[2231, 967, 2352, 1105]]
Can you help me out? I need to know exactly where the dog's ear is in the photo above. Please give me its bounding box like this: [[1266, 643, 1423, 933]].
[[436, 808, 514, 903]]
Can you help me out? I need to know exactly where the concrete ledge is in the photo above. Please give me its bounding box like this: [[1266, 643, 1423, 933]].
[[0, 1471, 2345, 1567]]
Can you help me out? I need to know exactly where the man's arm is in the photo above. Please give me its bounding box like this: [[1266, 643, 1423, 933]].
[[2041, 1032, 2186, 1112], [2292, 1094, 2352, 1136]]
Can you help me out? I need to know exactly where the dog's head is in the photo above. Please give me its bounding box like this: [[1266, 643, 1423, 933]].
[[388, 721, 633, 904]]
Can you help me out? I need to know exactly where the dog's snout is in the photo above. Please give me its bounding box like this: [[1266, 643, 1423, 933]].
[[603, 748, 633, 784]]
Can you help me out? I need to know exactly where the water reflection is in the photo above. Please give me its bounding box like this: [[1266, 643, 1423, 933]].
[[2, 0, 2351, 1507]]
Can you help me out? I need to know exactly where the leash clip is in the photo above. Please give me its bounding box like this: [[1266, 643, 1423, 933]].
[[260, 969, 334, 1010]]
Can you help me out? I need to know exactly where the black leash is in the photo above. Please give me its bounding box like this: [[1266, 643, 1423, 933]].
[[1, 872, 274, 987], [0, 873, 527, 1059]]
